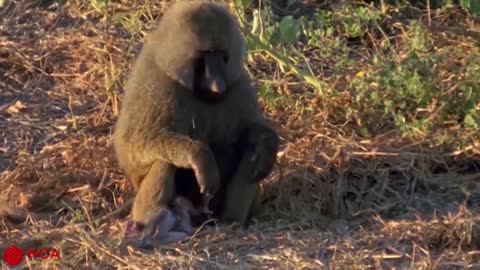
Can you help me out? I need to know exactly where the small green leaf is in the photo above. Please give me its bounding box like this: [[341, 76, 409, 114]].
[[264, 26, 276, 44], [464, 113, 479, 128], [279, 16, 299, 45], [360, 127, 370, 137], [464, 99, 475, 112]]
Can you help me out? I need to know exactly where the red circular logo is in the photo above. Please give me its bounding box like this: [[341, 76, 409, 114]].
[[3, 245, 23, 266]]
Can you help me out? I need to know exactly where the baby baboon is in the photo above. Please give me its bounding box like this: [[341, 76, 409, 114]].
[[113, 0, 279, 242], [123, 196, 199, 248]]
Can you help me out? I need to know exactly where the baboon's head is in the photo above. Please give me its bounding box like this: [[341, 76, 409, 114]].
[[149, 0, 246, 102]]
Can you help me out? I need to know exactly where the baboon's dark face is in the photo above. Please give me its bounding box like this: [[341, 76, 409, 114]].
[[150, 1, 245, 99], [192, 50, 229, 103]]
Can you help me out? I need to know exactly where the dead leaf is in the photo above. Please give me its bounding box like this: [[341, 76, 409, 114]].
[[5, 100, 27, 114], [18, 192, 31, 208], [62, 149, 75, 164]]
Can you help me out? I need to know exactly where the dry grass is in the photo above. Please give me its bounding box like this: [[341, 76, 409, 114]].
[[1, 0, 479, 269]]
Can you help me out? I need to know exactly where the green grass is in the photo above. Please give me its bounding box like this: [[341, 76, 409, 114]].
[[237, 1, 480, 142]]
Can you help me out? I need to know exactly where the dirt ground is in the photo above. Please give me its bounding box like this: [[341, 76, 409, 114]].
[[1, 0, 480, 269]]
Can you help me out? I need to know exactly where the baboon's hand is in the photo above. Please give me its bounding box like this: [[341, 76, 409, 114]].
[[190, 143, 221, 197], [249, 128, 279, 182]]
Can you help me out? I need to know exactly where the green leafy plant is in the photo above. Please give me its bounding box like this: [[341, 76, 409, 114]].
[[279, 16, 300, 44], [90, 0, 108, 15], [234, 0, 252, 8], [459, 0, 480, 15]]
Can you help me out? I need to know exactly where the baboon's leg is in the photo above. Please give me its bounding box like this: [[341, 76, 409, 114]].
[[131, 160, 175, 225]]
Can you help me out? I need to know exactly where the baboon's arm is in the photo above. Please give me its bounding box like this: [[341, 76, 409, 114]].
[[221, 123, 279, 225], [232, 77, 280, 182], [138, 130, 220, 196], [219, 79, 280, 225], [233, 86, 280, 183]]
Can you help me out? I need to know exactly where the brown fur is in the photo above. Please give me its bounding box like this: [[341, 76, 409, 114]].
[[113, 0, 279, 240]]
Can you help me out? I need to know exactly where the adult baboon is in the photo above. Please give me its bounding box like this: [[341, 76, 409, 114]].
[[113, 0, 279, 242]]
